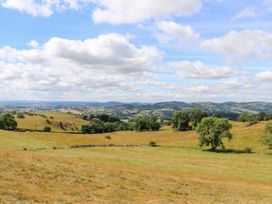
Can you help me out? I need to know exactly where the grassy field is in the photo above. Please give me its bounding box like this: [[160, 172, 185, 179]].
[[0, 114, 271, 203], [16, 112, 88, 132]]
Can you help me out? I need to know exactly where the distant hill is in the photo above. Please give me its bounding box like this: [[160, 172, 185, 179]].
[[1, 101, 272, 120]]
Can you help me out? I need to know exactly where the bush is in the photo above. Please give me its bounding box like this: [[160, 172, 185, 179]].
[[244, 147, 252, 153], [16, 113, 25, 119], [105, 135, 112, 140], [148, 141, 157, 147], [59, 121, 65, 130], [43, 126, 52, 132], [247, 119, 258, 126]]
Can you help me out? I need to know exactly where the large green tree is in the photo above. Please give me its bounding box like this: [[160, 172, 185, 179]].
[[134, 116, 160, 131], [81, 118, 105, 134], [189, 109, 208, 129], [196, 117, 232, 151], [0, 113, 17, 130], [172, 111, 190, 131]]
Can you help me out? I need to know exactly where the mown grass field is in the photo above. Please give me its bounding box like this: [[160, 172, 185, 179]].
[[0, 114, 271, 203]]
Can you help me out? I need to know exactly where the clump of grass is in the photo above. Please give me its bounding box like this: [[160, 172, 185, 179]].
[[43, 126, 52, 132], [105, 135, 112, 140], [244, 147, 252, 153], [148, 141, 157, 147]]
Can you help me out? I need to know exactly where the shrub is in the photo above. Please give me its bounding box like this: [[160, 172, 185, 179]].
[[16, 113, 25, 119], [247, 119, 258, 126], [43, 126, 52, 132], [244, 147, 252, 153], [105, 135, 112, 140], [148, 141, 157, 147], [59, 121, 65, 130]]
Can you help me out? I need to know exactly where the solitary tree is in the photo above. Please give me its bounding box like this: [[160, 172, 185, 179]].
[[196, 117, 232, 151], [172, 111, 190, 131]]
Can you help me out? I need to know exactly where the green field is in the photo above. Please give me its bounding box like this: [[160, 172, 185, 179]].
[[0, 114, 271, 203]]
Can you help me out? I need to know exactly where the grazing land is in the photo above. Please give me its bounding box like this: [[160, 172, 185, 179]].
[[0, 113, 271, 203], [16, 112, 88, 132]]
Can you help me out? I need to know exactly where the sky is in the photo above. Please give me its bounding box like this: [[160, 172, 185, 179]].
[[0, 0, 271, 102]]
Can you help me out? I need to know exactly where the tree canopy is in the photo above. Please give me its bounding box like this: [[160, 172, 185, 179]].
[[171, 111, 190, 131], [196, 117, 232, 151], [0, 113, 17, 130]]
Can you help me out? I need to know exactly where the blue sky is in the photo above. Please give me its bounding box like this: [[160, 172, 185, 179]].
[[0, 0, 271, 102]]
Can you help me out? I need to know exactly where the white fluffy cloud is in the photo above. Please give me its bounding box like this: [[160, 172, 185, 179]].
[[1, 33, 160, 73], [202, 30, 272, 60], [1, 0, 202, 21], [0, 0, 93, 17], [92, 0, 202, 24], [0, 33, 162, 100], [170, 60, 233, 79], [155, 21, 199, 44], [256, 71, 272, 81]]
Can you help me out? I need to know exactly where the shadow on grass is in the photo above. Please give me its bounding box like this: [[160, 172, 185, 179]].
[[204, 148, 255, 154]]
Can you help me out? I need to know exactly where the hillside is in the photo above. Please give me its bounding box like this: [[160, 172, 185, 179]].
[[2, 101, 272, 120], [15, 112, 88, 132], [0, 120, 271, 203]]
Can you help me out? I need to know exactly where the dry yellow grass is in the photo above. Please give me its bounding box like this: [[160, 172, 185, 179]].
[[0, 119, 271, 203], [16, 112, 88, 132]]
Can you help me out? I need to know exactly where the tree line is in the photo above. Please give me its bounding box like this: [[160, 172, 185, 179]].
[[237, 112, 272, 124], [81, 114, 160, 134]]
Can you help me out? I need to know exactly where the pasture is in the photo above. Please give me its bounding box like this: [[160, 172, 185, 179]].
[[0, 114, 271, 203]]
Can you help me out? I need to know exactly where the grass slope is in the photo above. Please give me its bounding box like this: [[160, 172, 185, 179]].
[[0, 119, 271, 203], [16, 112, 88, 132]]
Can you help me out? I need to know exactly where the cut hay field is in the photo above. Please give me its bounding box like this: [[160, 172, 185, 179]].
[[0, 115, 271, 203]]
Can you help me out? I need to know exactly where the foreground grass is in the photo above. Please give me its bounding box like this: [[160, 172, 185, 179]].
[[0, 120, 271, 203]]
